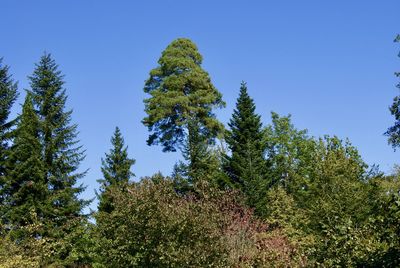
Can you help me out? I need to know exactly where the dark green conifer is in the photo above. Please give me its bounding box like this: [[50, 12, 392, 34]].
[[28, 53, 88, 230], [0, 59, 18, 209], [225, 82, 266, 192], [173, 121, 226, 188], [0, 59, 18, 144], [3, 94, 46, 232], [97, 127, 135, 213]]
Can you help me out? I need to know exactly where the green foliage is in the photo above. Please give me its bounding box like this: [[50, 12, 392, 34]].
[[2, 94, 47, 233], [0, 58, 18, 214], [0, 53, 93, 266], [94, 175, 229, 267], [253, 112, 315, 217], [264, 112, 316, 192], [0, 58, 18, 152], [225, 82, 266, 206], [172, 124, 228, 189], [143, 38, 226, 186], [386, 34, 400, 148], [143, 38, 225, 153], [2, 38, 400, 267], [94, 174, 305, 267], [0, 55, 92, 267], [97, 126, 135, 213], [302, 136, 377, 266], [0, 213, 47, 268], [28, 53, 89, 231], [365, 169, 400, 267], [0, 211, 93, 267]]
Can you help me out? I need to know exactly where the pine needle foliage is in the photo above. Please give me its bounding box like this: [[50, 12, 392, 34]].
[[143, 38, 225, 153]]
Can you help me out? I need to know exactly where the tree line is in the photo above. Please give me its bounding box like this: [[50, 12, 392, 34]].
[[0, 37, 399, 267]]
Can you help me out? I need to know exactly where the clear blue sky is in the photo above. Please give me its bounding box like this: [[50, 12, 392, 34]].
[[2, 1, 399, 209]]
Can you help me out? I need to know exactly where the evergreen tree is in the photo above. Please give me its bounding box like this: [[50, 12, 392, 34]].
[[97, 127, 135, 213], [0, 59, 18, 209], [28, 53, 88, 232], [3, 94, 46, 233], [386, 34, 400, 148], [173, 127, 227, 191], [142, 38, 225, 179], [225, 82, 266, 199], [0, 59, 18, 146]]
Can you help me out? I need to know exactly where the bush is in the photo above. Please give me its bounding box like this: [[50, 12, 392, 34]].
[[94, 175, 305, 267]]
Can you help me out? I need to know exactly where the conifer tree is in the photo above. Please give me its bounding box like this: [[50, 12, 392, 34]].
[[97, 127, 135, 213], [172, 124, 227, 190], [3, 94, 46, 233], [225, 82, 266, 193], [386, 34, 400, 148], [0, 59, 18, 145], [0, 59, 18, 208], [28, 53, 88, 231], [143, 38, 225, 178]]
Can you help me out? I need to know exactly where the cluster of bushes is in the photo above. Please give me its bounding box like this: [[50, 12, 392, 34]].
[[1, 37, 400, 267], [94, 177, 305, 267]]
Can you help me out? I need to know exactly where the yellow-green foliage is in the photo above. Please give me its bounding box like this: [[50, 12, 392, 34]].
[[0, 211, 93, 268], [0, 218, 49, 268], [93, 175, 305, 267]]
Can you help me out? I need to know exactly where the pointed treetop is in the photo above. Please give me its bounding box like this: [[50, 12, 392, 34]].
[[4, 92, 46, 228], [97, 127, 135, 213], [0, 58, 19, 132], [228, 81, 263, 149], [225, 82, 265, 191], [99, 126, 135, 188]]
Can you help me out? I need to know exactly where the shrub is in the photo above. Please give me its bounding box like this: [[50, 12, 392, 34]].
[[94, 175, 305, 267]]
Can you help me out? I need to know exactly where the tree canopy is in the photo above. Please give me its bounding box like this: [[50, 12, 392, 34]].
[[143, 38, 225, 153]]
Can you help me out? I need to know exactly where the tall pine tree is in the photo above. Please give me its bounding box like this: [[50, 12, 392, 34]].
[[28, 53, 88, 232], [225, 82, 266, 203], [143, 38, 225, 181], [3, 93, 46, 233], [97, 127, 135, 213], [0, 59, 18, 210]]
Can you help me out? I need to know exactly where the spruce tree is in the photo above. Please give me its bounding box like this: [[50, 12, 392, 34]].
[[225, 82, 266, 193], [143, 38, 225, 179], [0, 59, 18, 146], [0, 59, 18, 209], [173, 121, 227, 189], [28, 53, 88, 232], [97, 127, 135, 213], [3, 94, 46, 234]]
